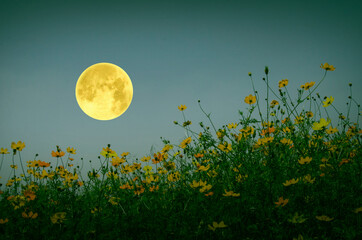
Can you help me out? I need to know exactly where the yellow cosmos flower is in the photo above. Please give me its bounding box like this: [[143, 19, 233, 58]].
[[298, 156, 312, 165], [208, 221, 227, 231], [10, 164, 18, 169], [270, 100, 279, 108], [306, 111, 313, 118], [244, 94, 256, 105], [100, 147, 117, 158], [179, 137, 192, 149], [196, 164, 210, 172], [227, 123, 238, 129], [322, 96, 334, 107], [218, 142, 232, 152], [301, 81, 315, 90], [288, 212, 307, 224], [50, 212, 66, 224], [223, 190, 240, 197], [315, 215, 334, 221], [303, 174, 316, 184], [326, 126, 338, 134], [283, 178, 299, 186], [11, 141, 25, 151], [178, 105, 187, 111], [312, 118, 331, 131], [280, 138, 293, 145], [140, 156, 151, 162], [0, 148, 10, 154], [320, 63, 335, 71], [278, 79, 289, 88], [66, 147, 76, 154]]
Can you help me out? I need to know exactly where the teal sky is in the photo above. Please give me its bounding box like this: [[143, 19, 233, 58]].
[[1, 0, 361, 182]]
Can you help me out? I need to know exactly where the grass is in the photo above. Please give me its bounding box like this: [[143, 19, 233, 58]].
[[0, 63, 361, 239]]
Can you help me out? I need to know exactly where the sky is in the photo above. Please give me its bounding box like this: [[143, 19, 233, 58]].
[[1, 0, 361, 183]]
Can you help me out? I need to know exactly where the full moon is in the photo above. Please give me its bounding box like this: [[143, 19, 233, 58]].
[[75, 63, 133, 120]]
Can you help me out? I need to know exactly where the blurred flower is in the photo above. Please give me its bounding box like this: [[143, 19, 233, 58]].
[[270, 100, 279, 108], [110, 156, 126, 167], [320, 63, 335, 71], [218, 142, 232, 152], [283, 178, 299, 186], [0, 148, 9, 154], [275, 196, 289, 207], [196, 164, 210, 172], [134, 185, 145, 195], [322, 96, 334, 107], [0, 218, 8, 224], [316, 215, 334, 221], [303, 174, 316, 184], [11, 141, 25, 152], [10, 165, 18, 169], [261, 127, 275, 136], [223, 190, 240, 197], [140, 156, 151, 162], [22, 211, 38, 219], [326, 126, 338, 134], [179, 137, 192, 149], [100, 147, 117, 158], [278, 79, 289, 88], [66, 147, 76, 154], [301, 81, 315, 90], [288, 212, 307, 224], [244, 94, 256, 104], [208, 221, 227, 231], [306, 111, 313, 118], [312, 118, 331, 131], [23, 189, 36, 201], [50, 212, 66, 224], [51, 151, 65, 158], [183, 120, 192, 127], [298, 156, 312, 165], [143, 165, 153, 175], [227, 123, 237, 129], [178, 105, 187, 111]]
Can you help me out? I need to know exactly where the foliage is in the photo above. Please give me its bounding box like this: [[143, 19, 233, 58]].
[[0, 63, 361, 239]]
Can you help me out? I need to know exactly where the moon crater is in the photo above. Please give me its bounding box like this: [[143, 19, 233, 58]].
[[75, 63, 133, 120]]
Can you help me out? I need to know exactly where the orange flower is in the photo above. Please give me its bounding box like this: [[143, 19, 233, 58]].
[[23, 189, 36, 201], [275, 196, 289, 207], [51, 151, 65, 157], [152, 152, 165, 164], [261, 127, 275, 136], [338, 158, 349, 167], [0, 218, 9, 224], [22, 211, 38, 219], [194, 153, 204, 158], [38, 161, 50, 168], [205, 192, 214, 197], [134, 185, 145, 195]]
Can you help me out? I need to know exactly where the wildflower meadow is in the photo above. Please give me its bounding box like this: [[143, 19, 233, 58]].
[[0, 63, 361, 239]]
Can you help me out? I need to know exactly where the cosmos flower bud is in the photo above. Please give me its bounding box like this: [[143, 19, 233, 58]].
[[248, 72, 252, 76], [349, 83, 352, 86], [265, 66, 269, 75]]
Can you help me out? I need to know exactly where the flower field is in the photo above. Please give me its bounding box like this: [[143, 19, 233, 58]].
[[0, 63, 361, 239]]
